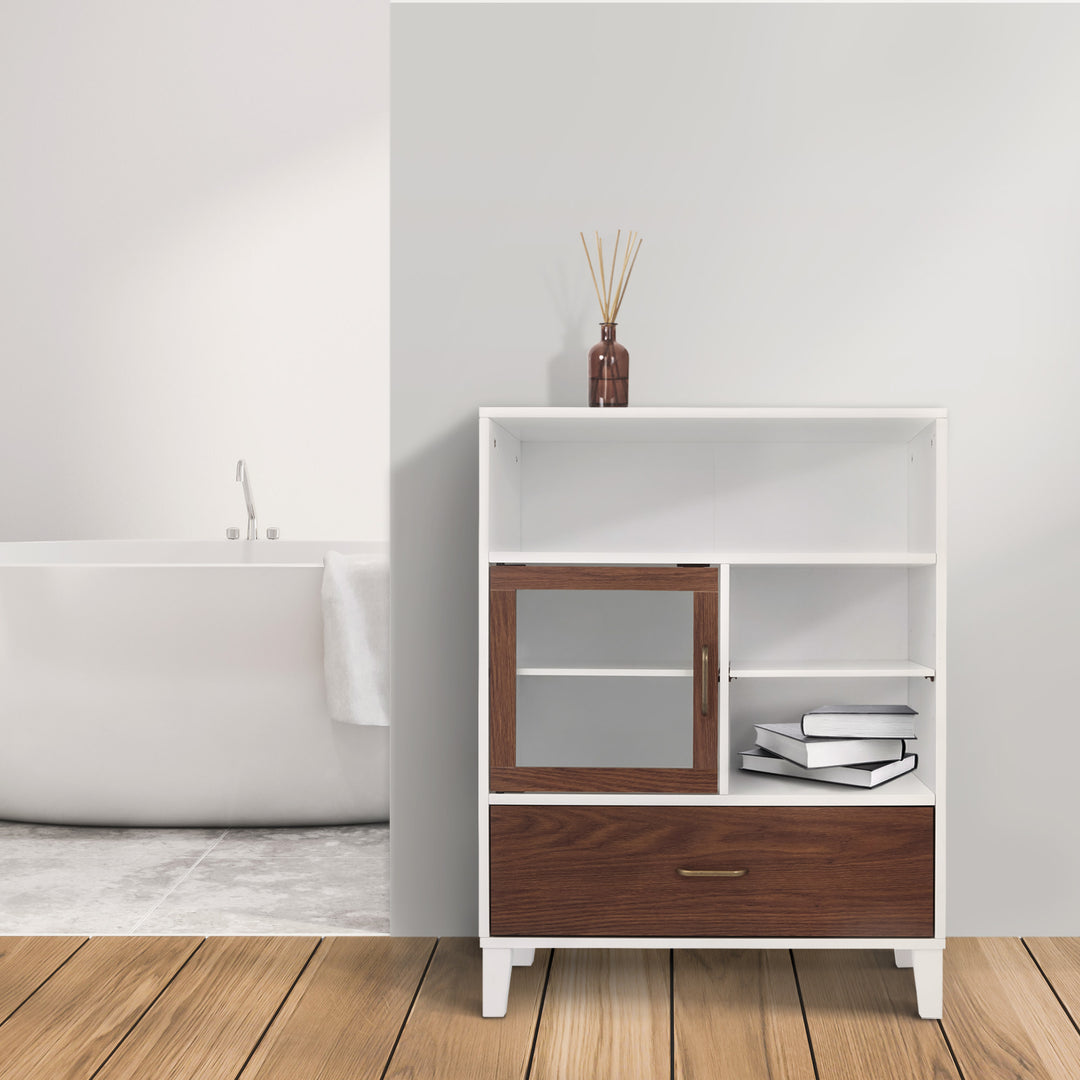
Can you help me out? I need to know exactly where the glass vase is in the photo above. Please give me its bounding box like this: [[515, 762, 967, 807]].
[[588, 323, 629, 407]]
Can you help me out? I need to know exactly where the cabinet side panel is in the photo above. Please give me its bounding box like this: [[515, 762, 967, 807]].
[[487, 422, 522, 552], [718, 565, 731, 795], [906, 422, 937, 554]]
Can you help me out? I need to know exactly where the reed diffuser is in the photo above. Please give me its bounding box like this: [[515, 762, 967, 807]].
[[581, 230, 642, 407]]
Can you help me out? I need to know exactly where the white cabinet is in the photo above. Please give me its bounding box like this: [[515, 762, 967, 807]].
[[479, 407, 946, 1018]]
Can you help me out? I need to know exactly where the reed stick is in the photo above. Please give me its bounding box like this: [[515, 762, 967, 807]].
[[581, 230, 642, 322], [596, 231, 608, 321], [612, 236, 643, 321], [611, 230, 634, 322], [580, 232, 606, 319], [606, 229, 621, 322]]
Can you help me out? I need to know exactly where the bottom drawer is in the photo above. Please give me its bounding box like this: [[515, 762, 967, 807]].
[[489, 805, 934, 937]]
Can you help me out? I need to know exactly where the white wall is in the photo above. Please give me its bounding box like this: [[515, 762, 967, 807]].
[[1, 1, 388, 541], [392, 4, 1080, 935]]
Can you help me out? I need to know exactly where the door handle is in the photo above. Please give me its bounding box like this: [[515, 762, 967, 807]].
[[700, 645, 709, 715]]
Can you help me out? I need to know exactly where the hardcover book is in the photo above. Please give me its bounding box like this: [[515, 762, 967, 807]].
[[740, 746, 918, 788], [754, 722, 908, 768], [801, 704, 917, 738]]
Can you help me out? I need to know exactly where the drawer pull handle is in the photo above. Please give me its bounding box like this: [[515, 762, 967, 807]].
[[677, 868, 747, 878], [700, 645, 709, 715]]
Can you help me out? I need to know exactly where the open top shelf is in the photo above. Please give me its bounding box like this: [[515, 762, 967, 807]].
[[482, 407, 944, 444], [491, 551, 936, 566]]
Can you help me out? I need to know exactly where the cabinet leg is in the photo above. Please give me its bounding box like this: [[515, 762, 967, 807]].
[[894, 949, 914, 969], [482, 947, 513, 1018], [912, 949, 944, 1019], [511, 948, 535, 967]]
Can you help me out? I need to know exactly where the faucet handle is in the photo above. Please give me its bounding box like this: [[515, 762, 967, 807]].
[[265, 527, 280, 540], [226, 527, 241, 540]]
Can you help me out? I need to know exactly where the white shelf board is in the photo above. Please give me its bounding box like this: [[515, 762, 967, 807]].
[[481, 407, 945, 444], [518, 666, 693, 678], [490, 551, 936, 567], [490, 771, 934, 807], [729, 659, 935, 679]]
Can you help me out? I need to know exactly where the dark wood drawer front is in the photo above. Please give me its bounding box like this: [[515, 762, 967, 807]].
[[490, 805, 934, 938]]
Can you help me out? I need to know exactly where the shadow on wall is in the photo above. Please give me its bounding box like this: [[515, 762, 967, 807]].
[[390, 418, 481, 933], [545, 264, 593, 406]]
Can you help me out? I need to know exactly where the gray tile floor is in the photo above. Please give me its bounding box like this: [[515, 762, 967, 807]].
[[0, 821, 388, 935]]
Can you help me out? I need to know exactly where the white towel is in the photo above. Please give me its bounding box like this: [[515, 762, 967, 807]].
[[322, 551, 389, 726]]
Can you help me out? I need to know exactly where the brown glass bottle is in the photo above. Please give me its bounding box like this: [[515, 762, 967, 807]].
[[588, 323, 629, 407]]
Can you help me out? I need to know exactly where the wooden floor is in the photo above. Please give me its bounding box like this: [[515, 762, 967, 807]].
[[1, 937, 1079, 1079]]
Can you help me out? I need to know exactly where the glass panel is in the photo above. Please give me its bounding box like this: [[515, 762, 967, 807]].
[[515, 589, 693, 769], [517, 676, 692, 768], [517, 589, 692, 669]]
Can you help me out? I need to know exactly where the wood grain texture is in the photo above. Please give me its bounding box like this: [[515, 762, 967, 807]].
[[95, 936, 317, 1080], [490, 806, 934, 936], [0, 935, 200, 1080], [692, 590, 718, 772], [490, 765, 719, 794], [489, 587, 516, 769], [384, 938, 548, 1080], [942, 937, 1080, 1080], [674, 950, 815, 1080], [794, 949, 959, 1080], [0, 937, 86, 1025], [531, 949, 669, 1080], [1026, 938, 1080, 1031], [243, 937, 435, 1080], [490, 565, 718, 591]]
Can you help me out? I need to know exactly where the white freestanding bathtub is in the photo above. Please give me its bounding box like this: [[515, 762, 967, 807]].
[[0, 540, 388, 826]]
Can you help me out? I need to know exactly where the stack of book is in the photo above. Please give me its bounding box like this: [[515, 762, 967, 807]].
[[740, 704, 918, 788]]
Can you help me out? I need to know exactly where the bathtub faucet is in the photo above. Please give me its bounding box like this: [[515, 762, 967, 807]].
[[235, 459, 257, 540]]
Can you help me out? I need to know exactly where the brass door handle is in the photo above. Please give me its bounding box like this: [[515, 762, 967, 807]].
[[677, 868, 748, 878], [700, 645, 709, 715]]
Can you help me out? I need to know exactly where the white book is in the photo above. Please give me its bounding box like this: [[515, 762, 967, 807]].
[[754, 722, 907, 768], [801, 704, 917, 738], [740, 747, 918, 788]]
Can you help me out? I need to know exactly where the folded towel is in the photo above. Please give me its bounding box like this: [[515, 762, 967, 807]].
[[322, 551, 389, 726]]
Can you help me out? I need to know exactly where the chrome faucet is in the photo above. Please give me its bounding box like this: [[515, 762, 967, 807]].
[[236, 459, 257, 540]]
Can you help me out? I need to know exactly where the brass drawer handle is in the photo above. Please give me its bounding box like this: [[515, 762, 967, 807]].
[[677, 868, 748, 878], [700, 645, 709, 715]]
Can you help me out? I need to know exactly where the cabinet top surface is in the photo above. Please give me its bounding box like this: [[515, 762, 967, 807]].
[[479, 407, 946, 443]]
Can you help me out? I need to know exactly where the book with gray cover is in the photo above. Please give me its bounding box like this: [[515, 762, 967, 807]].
[[754, 722, 909, 768], [801, 704, 916, 738], [740, 746, 918, 787]]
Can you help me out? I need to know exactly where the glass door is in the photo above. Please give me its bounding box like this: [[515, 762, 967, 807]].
[[488, 566, 718, 793]]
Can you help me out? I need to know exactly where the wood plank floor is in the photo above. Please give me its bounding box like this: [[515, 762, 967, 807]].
[[0, 937, 1078, 1079]]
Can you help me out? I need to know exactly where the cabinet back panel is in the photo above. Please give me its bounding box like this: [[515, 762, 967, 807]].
[[518, 442, 912, 553], [520, 442, 713, 552], [730, 566, 910, 662]]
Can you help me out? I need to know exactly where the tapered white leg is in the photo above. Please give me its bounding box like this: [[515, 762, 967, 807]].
[[511, 948, 535, 967], [894, 949, 915, 969], [482, 947, 513, 1018], [912, 949, 943, 1019]]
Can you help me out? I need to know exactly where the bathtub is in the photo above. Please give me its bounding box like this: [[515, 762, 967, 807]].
[[0, 540, 388, 827]]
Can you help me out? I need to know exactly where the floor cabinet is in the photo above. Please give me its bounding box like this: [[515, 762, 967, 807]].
[[478, 407, 946, 1019]]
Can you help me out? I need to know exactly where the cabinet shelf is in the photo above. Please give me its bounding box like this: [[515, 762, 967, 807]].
[[518, 666, 693, 678], [491, 551, 936, 567], [729, 659, 935, 679], [489, 771, 935, 807]]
